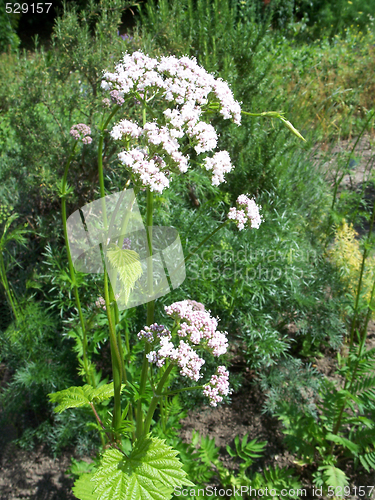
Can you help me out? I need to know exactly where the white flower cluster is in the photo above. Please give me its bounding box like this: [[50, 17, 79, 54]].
[[227, 194, 262, 230], [101, 51, 242, 192], [137, 300, 229, 397]]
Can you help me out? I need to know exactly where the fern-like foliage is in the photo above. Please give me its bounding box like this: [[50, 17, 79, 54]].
[[251, 466, 303, 498], [316, 465, 349, 489], [275, 337, 375, 492], [226, 434, 267, 472], [49, 383, 118, 412]]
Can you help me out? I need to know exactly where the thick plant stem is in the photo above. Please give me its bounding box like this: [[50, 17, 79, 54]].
[[136, 102, 155, 439], [136, 188, 154, 438], [96, 105, 124, 435], [61, 143, 92, 385], [103, 270, 123, 434], [143, 363, 174, 435]]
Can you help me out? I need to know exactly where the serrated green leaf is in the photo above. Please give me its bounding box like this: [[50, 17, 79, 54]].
[[73, 473, 99, 500], [92, 436, 194, 500], [106, 245, 143, 303], [325, 433, 360, 454], [318, 465, 349, 489], [91, 383, 116, 404], [49, 383, 116, 412]]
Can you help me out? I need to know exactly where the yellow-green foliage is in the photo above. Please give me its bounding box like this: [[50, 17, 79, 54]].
[[274, 28, 375, 140], [328, 220, 375, 303]]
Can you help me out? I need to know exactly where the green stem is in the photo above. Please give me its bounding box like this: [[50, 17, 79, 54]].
[[330, 338, 366, 453], [151, 219, 231, 300], [136, 102, 155, 439], [0, 251, 20, 324], [103, 269, 123, 433], [349, 191, 375, 349], [160, 385, 204, 397], [136, 188, 154, 438], [241, 110, 306, 141], [97, 105, 124, 435], [143, 363, 175, 435], [61, 143, 93, 385], [361, 278, 375, 342], [184, 219, 230, 265]]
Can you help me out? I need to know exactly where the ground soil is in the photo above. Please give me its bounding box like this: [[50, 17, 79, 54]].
[[2, 136, 375, 499]]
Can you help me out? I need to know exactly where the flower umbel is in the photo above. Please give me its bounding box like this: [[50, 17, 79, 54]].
[[70, 123, 92, 144], [137, 300, 229, 394], [228, 194, 262, 230], [203, 366, 230, 407], [101, 51, 242, 192]]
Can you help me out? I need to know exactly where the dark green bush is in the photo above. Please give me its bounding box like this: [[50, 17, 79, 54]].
[[0, 3, 20, 52]]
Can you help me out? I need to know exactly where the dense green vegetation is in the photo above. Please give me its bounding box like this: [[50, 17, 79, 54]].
[[1, 0, 375, 497]]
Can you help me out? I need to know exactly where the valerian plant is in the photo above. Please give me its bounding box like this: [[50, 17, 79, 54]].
[[48, 50, 303, 500]]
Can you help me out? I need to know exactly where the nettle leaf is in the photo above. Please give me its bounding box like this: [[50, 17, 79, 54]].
[[92, 436, 194, 500], [73, 473, 98, 500], [106, 245, 143, 303], [49, 383, 116, 412]]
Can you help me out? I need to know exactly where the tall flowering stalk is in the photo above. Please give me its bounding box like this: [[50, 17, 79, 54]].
[[51, 50, 302, 500], [99, 51, 246, 440]]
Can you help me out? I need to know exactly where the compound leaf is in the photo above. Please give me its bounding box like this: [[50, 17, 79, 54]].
[[318, 465, 349, 489], [49, 383, 116, 412]]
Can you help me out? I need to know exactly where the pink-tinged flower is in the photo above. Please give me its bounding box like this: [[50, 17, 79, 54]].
[[138, 323, 172, 343], [203, 366, 230, 406], [118, 148, 170, 193], [190, 122, 218, 154], [122, 237, 131, 250], [203, 150, 233, 186], [165, 300, 228, 356], [101, 51, 242, 191], [95, 296, 106, 311], [110, 90, 125, 105], [70, 123, 92, 144], [139, 301, 228, 384], [111, 119, 142, 140], [227, 194, 262, 230]]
